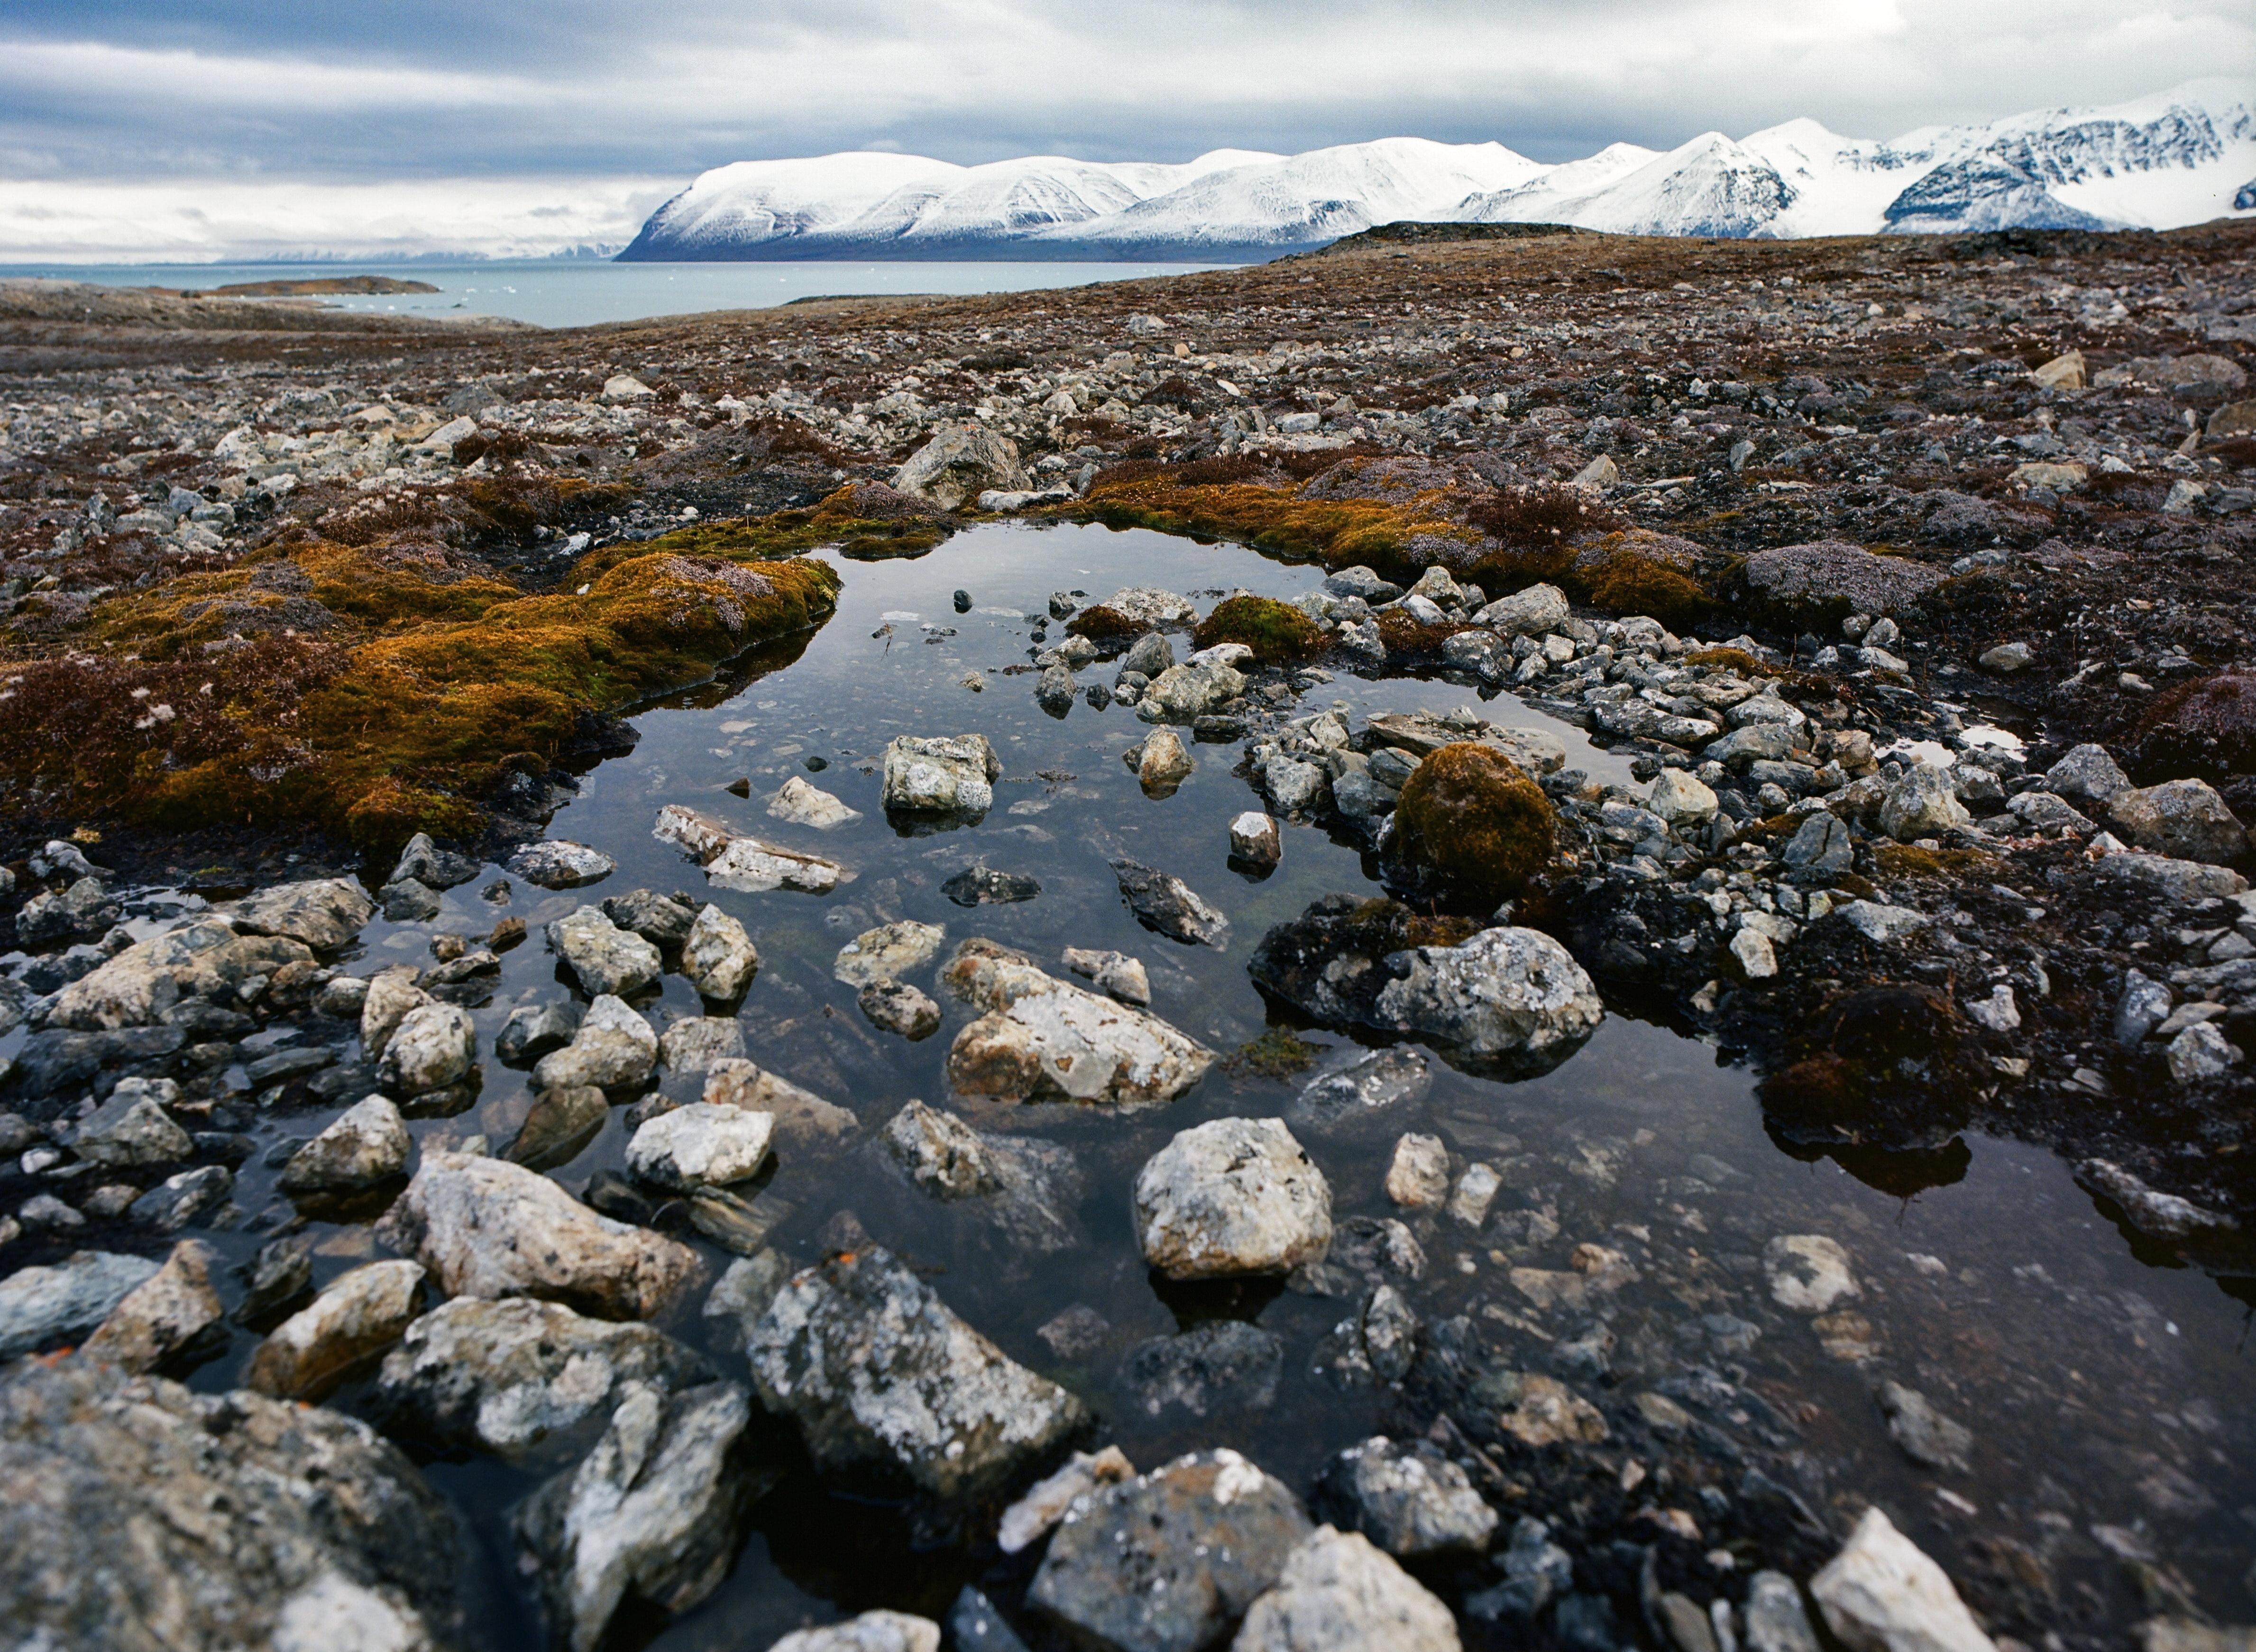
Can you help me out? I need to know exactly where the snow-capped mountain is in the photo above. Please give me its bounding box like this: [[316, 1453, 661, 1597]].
[[620, 78, 2256, 260]]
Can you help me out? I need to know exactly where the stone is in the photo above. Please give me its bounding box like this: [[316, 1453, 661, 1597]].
[[681, 903, 760, 1000], [604, 888, 698, 947], [1485, 1370, 1609, 1447], [879, 1099, 1083, 1252], [2107, 778, 2248, 865], [1110, 857, 1229, 947], [1370, 925, 1602, 1066], [658, 1015, 747, 1074], [1839, 900, 1929, 943], [861, 978, 943, 1038], [1876, 1381, 1973, 1472], [626, 1102, 774, 1190], [2045, 743, 2132, 803], [225, 876, 376, 949], [390, 831, 479, 891], [1475, 582, 1571, 636], [942, 938, 1215, 1107], [1291, 1047, 1432, 1133], [1385, 1134, 1450, 1209], [280, 1094, 410, 1192], [835, 920, 948, 986], [2029, 349, 2085, 389], [15, 876, 120, 945], [1061, 947, 1152, 1005], [378, 1001, 476, 1095], [49, 919, 312, 1031], [1705, 723, 1795, 767], [361, 967, 431, 1060], [2094, 851, 2247, 903], [1732, 926, 1779, 979], [245, 1260, 425, 1401], [2077, 1158, 2239, 1241], [380, 877, 441, 922], [772, 1613, 943, 1652], [1027, 1450, 1312, 1652], [1810, 1506, 1996, 1652], [1138, 659, 1247, 724], [2005, 790, 2094, 833], [1230, 811, 1283, 868], [516, 1380, 758, 1652], [0, 1252, 159, 1358], [507, 840, 616, 888], [1449, 1163, 1501, 1228], [601, 373, 654, 402], [1235, 1525, 1461, 1652], [1765, 1234, 1860, 1313], [1119, 1321, 1284, 1419], [1000, 1447, 1137, 1554], [703, 1059, 860, 1146], [533, 994, 660, 1090], [1978, 642, 2032, 673], [945, 866, 1042, 905], [1743, 541, 1942, 617], [2166, 1021, 2242, 1083], [0, 1356, 465, 1652], [1964, 985, 2020, 1033], [1121, 630, 1176, 676], [1784, 809, 1855, 879], [376, 1151, 705, 1319], [1133, 1116, 1332, 1279], [547, 904, 662, 997], [2116, 969, 2174, 1047], [128, 1165, 233, 1231], [1098, 586, 1197, 627], [1136, 728, 1195, 790], [78, 1239, 224, 1374], [1745, 1571, 1824, 1652], [894, 423, 1030, 510], [1315, 1435, 1497, 1558], [743, 1245, 1089, 1501], [72, 1076, 192, 1166], [769, 774, 862, 828], [882, 733, 1000, 817], [1264, 755, 1329, 815], [1649, 768, 1719, 826], [1879, 766, 1971, 840], [510, 1085, 611, 1169], [1036, 665, 1078, 714]]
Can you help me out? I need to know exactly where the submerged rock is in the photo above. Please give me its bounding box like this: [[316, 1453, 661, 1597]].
[[1133, 1116, 1332, 1279], [1118, 1320, 1284, 1419], [861, 977, 943, 1038], [377, 1002, 477, 1097], [880, 1099, 1084, 1251], [742, 1245, 1089, 1501], [941, 938, 1214, 1107], [835, 920, 948, 986], [944, 865, 1043, 905], [1061, 946, 1151, 1005], [703, 1059, 861, 1147], [1314, 1436, 1497, 1557], [1290, 1047, 1432, 1134], [1110, 858, 1229, 948]]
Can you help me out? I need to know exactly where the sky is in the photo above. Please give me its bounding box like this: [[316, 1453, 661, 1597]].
[[0, 0, 2249, 260]]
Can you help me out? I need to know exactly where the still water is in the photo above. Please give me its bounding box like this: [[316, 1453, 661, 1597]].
[[0, 260, 1238, 330], [176, 523, 2251, 1644]]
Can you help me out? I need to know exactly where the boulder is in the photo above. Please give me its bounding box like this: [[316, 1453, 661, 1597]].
[[16, 876, 121, 944], [377, 1002, 477, 1096], [362, 966, 432, 1060], [1743, 541, 1942, 618], [1784, 810, 1855, 879], [1229, 811, 1283, 869], [279, 1094, 410, 1193], [676, 903, 760, 1000], [835, 920, 947, 986], [1110, 858, 1229, 947], [2106, 778, 2248, 865], [881, 734, 1001, 818], [1235, 1525, 1461, 1652], [880, 1098, 1084, 1252], [1028, 1450, 1312, 1652], [1880, 766, 1971, 841], [1386, 743, 1556, 905], [768, 774, 862, 828], [1133, 1117, 1332, 1279], [1135, 728, 1195, 791], [625, 1102, 774, 1190], [78, 1240, 224, 1373], [2045, 743, 2132, 804], [506, 840, 616, 888], [225, 876, 376, 950], [893, 424, 1030, 510], [533, 994, 660, 1091], [0, 1251, 162, 1359], [71, 1076, 192, 1166], [129, 1165, 233, 1232], [772, 1613, 942, 1652], [861, 978, 943, 1038], [245, 1260, 425, 1401], [2093, 850, 2247, 903], [0, 1356, 465, 1652], [743, 1246, 1088, 1501], [1810, 1506, 1996, 1652], [941, 938, 1215, 1108], [605, 888, 698, 947], [547, 904, 663, 997], [376, 1296, 714, 1463], [375, 1151, 705, 1319], [1474, 583, 1570, 636], [49, 919, 313, 1031], [1315, 1436, 1497, 1558], [1137, 659, 1246, 724], [516, 1380, 758, 1652], [1061, 947, 1152, 1005], [1649, 768, 1719, 826]]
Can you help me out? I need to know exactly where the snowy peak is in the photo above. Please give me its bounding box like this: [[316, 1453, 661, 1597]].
[[620, 79, 2256, 259]]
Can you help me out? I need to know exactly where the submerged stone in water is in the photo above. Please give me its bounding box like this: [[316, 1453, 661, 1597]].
[[506, 840, 615, 889], [944, 865, 1042, 905], [1110, 858, 1229, 948], [835, 919, 947, 986], [881, 733, 1001, 818], [1119, 1320, 1284, 1420], [1290, 1047, 1432, 1133], [1314, 1435, 1498, 1558]]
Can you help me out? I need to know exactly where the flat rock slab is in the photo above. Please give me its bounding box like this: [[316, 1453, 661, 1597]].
[[941, 938, 1214, 1108]]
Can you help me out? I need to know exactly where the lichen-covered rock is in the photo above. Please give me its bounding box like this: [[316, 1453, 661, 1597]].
[[881, 734, 1001, 818], [1028, 1450, 1312, 1652], [1879, 765, 1971, 841], [1234, 1525, 1461, 1652], [742, 1245, 1088, 1501], [516, 1380, 757, 1652], [1118, 1321, 1283, 1420], [861, 977, 943, 1039], [225, 876, 376, 949], [245, 1260, 425, 1401], [657, 1014, 747, 1074], [378, 1002, 477, 1096], [79, 1239, 224, 1374], [880, 1099, 1084, 1252], [1314, 1436, 1497, 1557], [532, 994, 660, 1091], [71, 1076, 192, 1166], [506, 840, 616, 889], [682, 903, 760, 1000], [1387, 743, 1556, 906], [547, 904, 662, 997], [2106, 778, 2249, 865], [1473, 582, 1570, 636], [1137, 659, 1246, 724], [375, 1151, 705, 1320], [279, 1095, 411, 1193], [0, 1250, 161, 1359], [1110, 857, 1229, 947], [1743, 540, 1942, 618], [835, 920, 948, 986], [1290, 1047, 1432, 1134], [625, 1102, 774, 1190], [772, 1612, 943, 1652], [1133, 1117, 1332, 1279], [894, 424, 1029, 510], [702, 1059, 861, 1146], [942, 938, 1214, 1108], [49, 919, 313, 1031], [0, 1355, 467, 1652]]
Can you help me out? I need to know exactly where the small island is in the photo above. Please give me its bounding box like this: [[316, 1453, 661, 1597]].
[[198, 274, 441, 297]]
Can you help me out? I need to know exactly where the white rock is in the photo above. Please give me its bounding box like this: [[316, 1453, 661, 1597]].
[[1649, 768, 1719, 826], [706, 835, 848, 894], [1879, 765, 1971, 841], [1061, 946, 1151, 1006], [2044, 743, 2131, 804], [279, 1095, 410, 1192], [1385, 1134, 1450, 1209], [1447, 1163, 1501, 1228], [768, 775, 862, 829], [682, 904, 759, 1001], [1965, 986, 2020, 1033], [1234, 1525, 1461, 1652], [547, 905, 662, 997], [1764, 1234, 1860, 1313], [657, 1016, 747, 1074], [601, 374, 654, 402], [245, 1260, 425, 1401], [1839, 900, 1928, 943], [361, 967, 431, 1059], [2167, 1021, 2243, 1083], [999, 1445, 1137, 1554], [533, 995, 659, 1091], [1133, 1117, 1332, 1279], [1474, 582, 1570, 637], [626, 1103, 775, 1191], [834, 920, 946, 986], [769, 1611, 941, 1652], [1731, 926, 1779, 979], [881, 734, 1000, 816], [1230, 811, 1283, 867], [942, 939, 1214, 1108], [1810, 1507, 1996, 1652], [1371, 926, 1604, 1064], [506, 840, 616, 889], [378, 1003, 476, 1095]]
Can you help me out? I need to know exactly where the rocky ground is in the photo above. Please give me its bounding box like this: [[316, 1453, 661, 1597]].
[[1, 220, 2254, 1652]]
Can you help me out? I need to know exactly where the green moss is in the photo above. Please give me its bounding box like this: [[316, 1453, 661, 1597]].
[[1192, 595, 1324, 663], [1580, 550, 1713, 628], [1227, 1029, 1326, 1078], [1065, 604, 1140, 640], [1388, 741, 1557, 907], [1063, 475, 1479, 578]]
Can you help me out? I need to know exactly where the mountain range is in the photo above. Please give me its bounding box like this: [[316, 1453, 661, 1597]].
[[619, 78, 2256, 261]]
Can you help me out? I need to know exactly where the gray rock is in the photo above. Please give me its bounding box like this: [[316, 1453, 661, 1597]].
[[1133, 1117, 1332, 1279], [509, 1085, 611, 1170], [1316, 1435, 1497, 1558], [0, 1355, 466, 1652], [376, 1150, 705, 1320], [507, 840, 616, 889], [279, 1094, 410, 1193], [683, 904, 759, 1000], [1036, 665, 1078, 714], [772, 1612, 943, 1652], [1061, 947, 1152, 1005], [1880, 765, 1972, 840], [1650, 768, 1719, 826], [16, 876, 119, 945], [378, 1296, 713, 1465], [1134, 728, 1194, 791], [862, 978, 943, 1038], [1327, 566, 1403, 602], [499, 1000, 582, 1065], [743, 1245, 1089, 1501], [2005, 789, 2094, 833], [1373, 925, 1604, 1067], [703, 1060, 860, 1148], [893, 424, 1029, 510], [1110, 858, 1229, 948], [547, 904, 662, 998], [1764, 1234, 1860, 1313], [517, 1380, 758, 1652], [835, 920, 947, 986], [1291, 1048, 1432, 1133], [603, 888, 698, 947], [2076, 1157, 2239, 1241], [1385, 1135, 1451, 1209], [1121, 631, 1175, 677], [1810, 1506, 1996, 1652], [244, 1260, 425, 1402], [128, 1164, 233, 1231], [1838, 899, 1929, 942], [657, 1015, 747, 1074], [1783, 810, 1855, 878], [377, 1001, 476, 1095], [625, 1102, 774, 1190], [390, 832, 480, 891], [1744, 1571, 1823, 1652], [73, 1076, 191, 1166], [1097, 586, 1196, 628], [1468, 1516, 1576, 1625], [379, 877, 442, 923], [80, 1238, 224, 1373], [1137, 659, 1246, 724], [48, 918, 308, 1031], [1119, 1320, 1284, 1419], [1027, 1449, 1312, 1652], [2166, 1020, 2242, 1083], [226, 876, 378, 950], [361, 966, 431, 1061], [879, 1100, 1084, 1256], [533, 994, 660, 1091], [0, 1250, 160, 1358], [942, 939, 1215, 1108], [2045, 743, 2132, 804], [947, 1588, 1029, 1652], [882, 733, 1000, 817], [1229, 811, 1283, 869], [2115, 969, 2173, 1048], [1705, 723, 1796, 767], [1234, 1525, 1459, 1652], [2093, 851, 2248, 903], [944, 866, 1042, 905], [1474, 582, 1570, 636], [1876, 1380, 1973, 1472], [2107, 778, 2249, 865], [1265, 755, 1330, 815]]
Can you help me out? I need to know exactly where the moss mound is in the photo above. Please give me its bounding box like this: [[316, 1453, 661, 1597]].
[[1387, 741, 1557, 907], [1192, 595, 1324, 663], [1580, 550, 1712, 628], [2136, 671, 2256, 781], [1065, 604, 1140, 641]]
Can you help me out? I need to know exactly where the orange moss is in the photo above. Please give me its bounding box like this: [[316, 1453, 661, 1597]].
[[1068, 475, 1479, 575]]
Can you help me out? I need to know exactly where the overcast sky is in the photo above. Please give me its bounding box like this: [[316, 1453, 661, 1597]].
[[3, 0, 2248, 181]]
